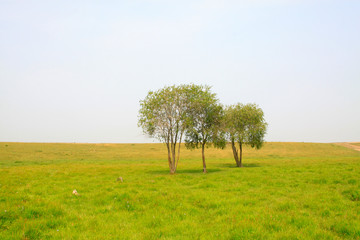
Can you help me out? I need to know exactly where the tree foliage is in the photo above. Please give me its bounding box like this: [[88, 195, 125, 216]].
[[138, 85, 190, 174], [225, 103, 267, 167], [184, 85, 226, 173], [139, 84, 268, 173]]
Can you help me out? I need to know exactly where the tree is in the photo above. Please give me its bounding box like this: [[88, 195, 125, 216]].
[[138, 85, 190, 174], [225, 103, 267, 167], [184, 85, 226, 173], [185, 85, 226, 173]]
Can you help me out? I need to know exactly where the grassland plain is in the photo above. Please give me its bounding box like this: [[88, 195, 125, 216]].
[[0, 142, 360, 240]]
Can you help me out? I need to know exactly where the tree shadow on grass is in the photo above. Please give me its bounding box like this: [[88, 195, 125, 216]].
[[217, 163, 261, 168], [178, 168, 222, 174], [147, 168, 222, 175]]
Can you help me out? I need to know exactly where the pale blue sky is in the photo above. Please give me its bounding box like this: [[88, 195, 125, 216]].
[[1, 0, 359, 143]]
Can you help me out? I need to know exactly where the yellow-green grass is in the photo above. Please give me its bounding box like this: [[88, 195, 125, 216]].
[[0, 142, 359, 239]]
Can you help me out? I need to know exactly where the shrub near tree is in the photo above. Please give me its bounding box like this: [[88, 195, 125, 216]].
[[225, 103, 267, 167], [184, 85, 226, 173]]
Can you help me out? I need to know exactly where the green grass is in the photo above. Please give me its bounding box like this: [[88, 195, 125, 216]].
[[1, 142, 360, 239]]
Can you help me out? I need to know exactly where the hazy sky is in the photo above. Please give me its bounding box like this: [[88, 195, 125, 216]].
[[1, 0, 359, 143]]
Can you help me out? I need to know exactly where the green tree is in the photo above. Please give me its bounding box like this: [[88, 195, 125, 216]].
[[225, 103, 267, 167], [138, 85, 190, 174], [185, 85, 226, 173]]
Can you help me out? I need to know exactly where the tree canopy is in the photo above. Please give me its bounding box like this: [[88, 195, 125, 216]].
[[138, 85, 190, 174], [225, 103, 267, 167], [184, 85, 225, 173], [139, 84, 267, 173]]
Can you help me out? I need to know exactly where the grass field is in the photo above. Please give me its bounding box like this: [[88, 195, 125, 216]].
[[1, 142, 360, 239]]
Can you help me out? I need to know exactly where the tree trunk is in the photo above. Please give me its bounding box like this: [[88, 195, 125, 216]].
[[171, 143, 177, 174], [176, 141, 180, 170], [239, 141, 243, 167], [231, 140, 240, 167], [166, 143, 172, 170], [202, 143, 207, 173]]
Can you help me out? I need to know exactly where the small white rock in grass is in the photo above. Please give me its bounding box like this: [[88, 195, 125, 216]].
[[117, 177, 123, 182], [72, 189, 80, 196]]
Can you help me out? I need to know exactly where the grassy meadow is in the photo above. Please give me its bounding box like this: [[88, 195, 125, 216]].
[[0, 142, 360, 239]]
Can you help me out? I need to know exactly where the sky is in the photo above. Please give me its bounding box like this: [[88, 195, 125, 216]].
[[0, 0, 359, 143]]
